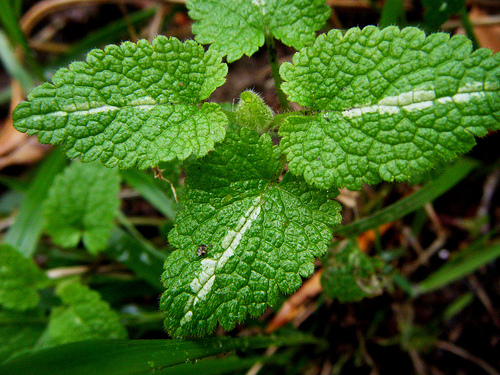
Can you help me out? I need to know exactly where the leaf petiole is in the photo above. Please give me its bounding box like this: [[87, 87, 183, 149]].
[[265, 34, 290, 111]]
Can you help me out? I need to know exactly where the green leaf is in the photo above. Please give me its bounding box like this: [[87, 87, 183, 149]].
[[279, 26, 500, 190], [187, 0, 330, 62], [160, 128, 341, 337], [13, 36, 228, 169], [0, 244, 48, 311], [0, 332, 319, 375], [321, 240, 387, 302], [36, 280, 127, 349], [422, 0, 465, 32], [43, 161, 121, 254]]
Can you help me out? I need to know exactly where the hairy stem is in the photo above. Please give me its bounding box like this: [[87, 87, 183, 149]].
[[265, 34, 289, 111]]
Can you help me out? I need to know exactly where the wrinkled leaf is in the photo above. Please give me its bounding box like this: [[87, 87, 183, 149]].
[[280, 26, 500, 189], [161, 128, 341, 336], [322, 240, 387, 302], [188, 0, 330, 62], [13, 36, 228, 169]]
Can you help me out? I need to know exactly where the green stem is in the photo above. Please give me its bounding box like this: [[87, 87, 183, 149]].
[[379, 0, 406, 28], [459, 7, 480, 50], [265, 34, 289, 112], [116, 210, 156, 250]]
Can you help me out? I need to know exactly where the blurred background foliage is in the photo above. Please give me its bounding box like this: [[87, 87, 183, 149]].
[[0, 0, 499, 374]]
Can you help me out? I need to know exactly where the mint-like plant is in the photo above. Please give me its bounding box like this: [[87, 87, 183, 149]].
[[0, 244, 48, 311], [161, 128, 341, 335], [187, 0, 330, 62], [34, 280, 128, 349], [43, 160, 121, 253], [11, 0, 500, 338], [13, 37, 227, 169]]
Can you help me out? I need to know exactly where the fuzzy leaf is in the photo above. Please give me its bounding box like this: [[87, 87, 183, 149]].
[[321, 241, 387, 302], [0, 244, 47, 311], [187, 0, 330, 62], [43, 161, 121, 253], [13, 36, 228, 168], [36, 281, 127, 349], [160, 128, 341, 337], [280, 26, 500, 190]]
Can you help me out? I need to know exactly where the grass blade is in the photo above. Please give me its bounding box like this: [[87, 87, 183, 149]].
[[332, 158, 479, 238], [0, 1, 30, 56], [412, 239, 500, 296], [122, 169, 178, 221], [379, 0, 406, 28], [4, 147, 67, 257], [0, 333, 319, 375], [154, 353, 287, 375], [106, 227, 166, 290], [0, 29, 35, 92]]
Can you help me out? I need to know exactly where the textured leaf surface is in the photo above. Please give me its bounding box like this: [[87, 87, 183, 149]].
[[321, 241, 387, 302], [36, 281, 127, 348], [280, 26, 500, 190], [160, 128, 341, 336], [13, 36, 228, 168], [0, 244, 47, 311], [187, 0, 330, 62], [43, 161, 121, 253]]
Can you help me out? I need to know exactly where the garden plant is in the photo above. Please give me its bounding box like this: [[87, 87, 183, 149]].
[[0, 0, 499, 373]]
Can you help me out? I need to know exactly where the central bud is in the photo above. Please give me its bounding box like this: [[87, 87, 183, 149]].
[[235, 90, 274, 134]]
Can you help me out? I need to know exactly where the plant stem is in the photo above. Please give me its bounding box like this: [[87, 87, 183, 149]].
[[459, 7, 480, 50], [116, 210, 155, 250], [379, 0, 406, 28], [265, 34, 289, 112]]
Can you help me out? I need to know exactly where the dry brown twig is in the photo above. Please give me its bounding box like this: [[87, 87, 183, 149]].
[[402, 203, 449, 275], [20, 0, 185, 37], [435, 340, 500, 375]]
